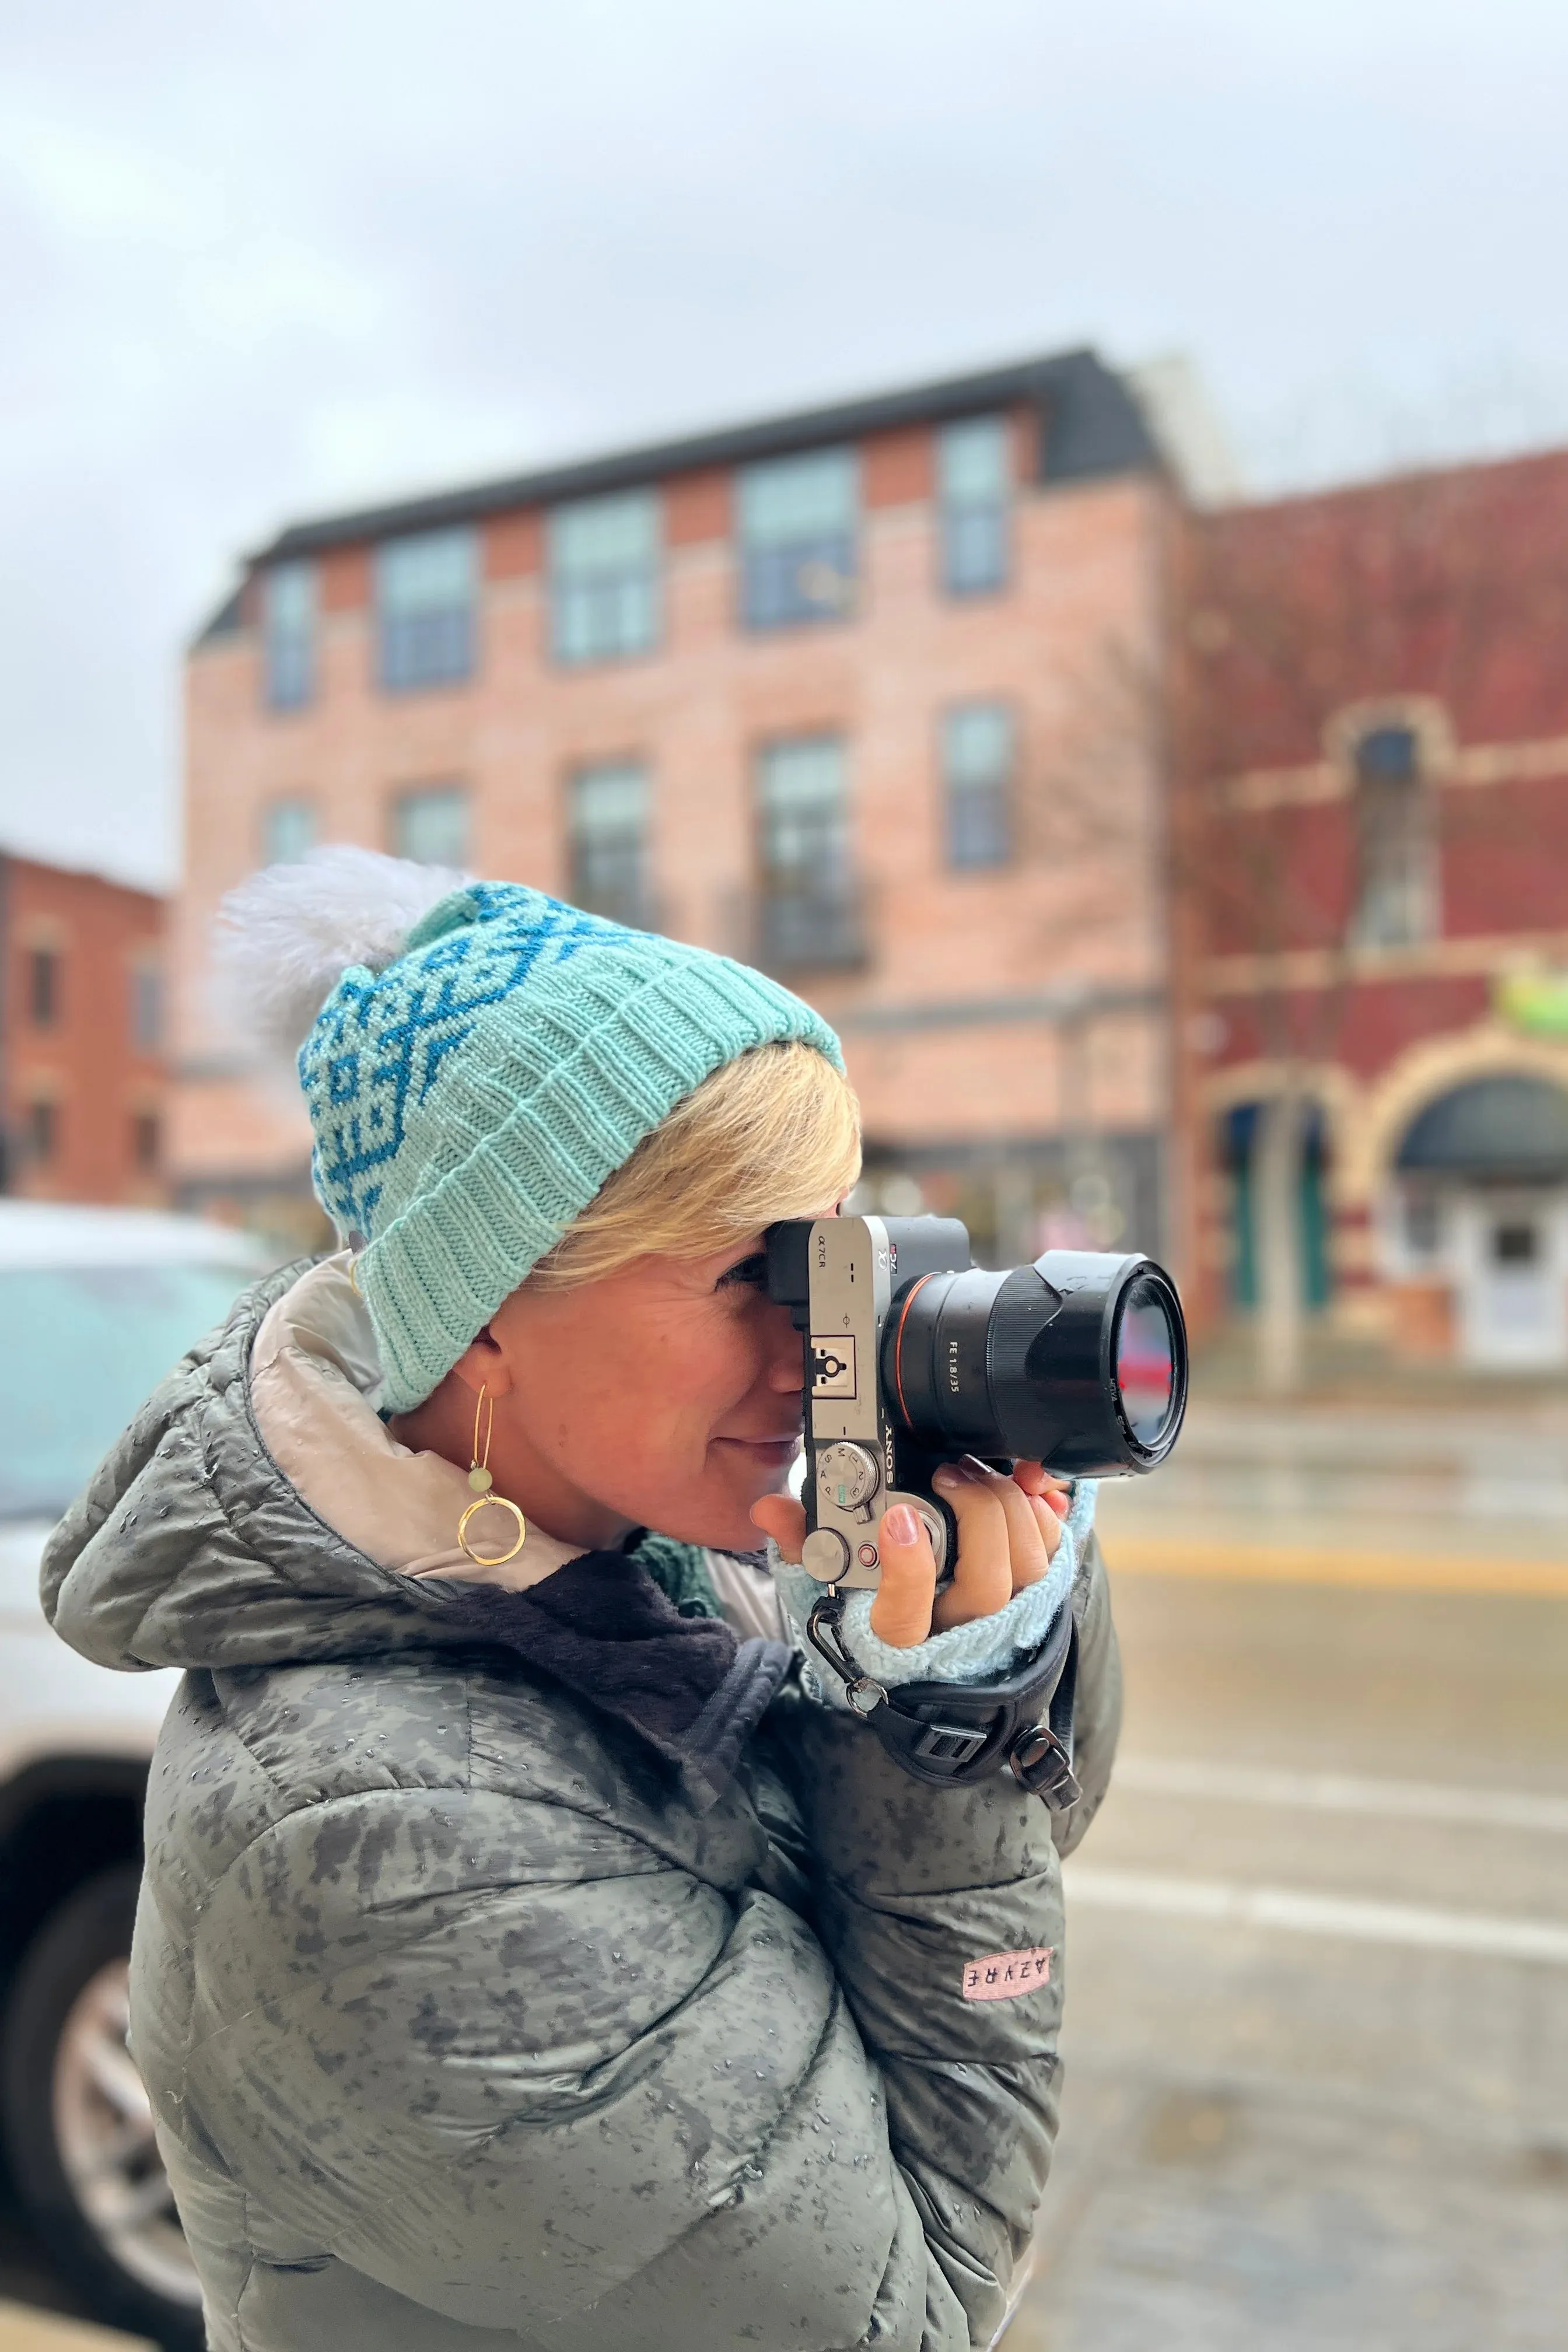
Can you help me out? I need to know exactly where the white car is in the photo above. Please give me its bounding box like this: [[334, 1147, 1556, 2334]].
[[0, 1202, 272, 2347]]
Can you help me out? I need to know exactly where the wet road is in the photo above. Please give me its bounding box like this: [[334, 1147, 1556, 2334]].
[[4, 1394, 1566, 2350], [1012, 1395, 1568, 2352]]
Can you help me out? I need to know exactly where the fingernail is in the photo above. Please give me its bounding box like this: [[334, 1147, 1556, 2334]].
[[931, 1463, 960, 1488], [884, 1504, 920, 1545], [960, 1454, 998, 1480]]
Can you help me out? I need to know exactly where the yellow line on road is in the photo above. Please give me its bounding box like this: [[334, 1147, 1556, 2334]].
[[1103, 1535, 1568, 1597], [0, 2305, 150, 2352]]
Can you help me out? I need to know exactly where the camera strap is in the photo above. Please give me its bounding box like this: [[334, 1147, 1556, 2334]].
[[804, 1588, 1082, 1808]]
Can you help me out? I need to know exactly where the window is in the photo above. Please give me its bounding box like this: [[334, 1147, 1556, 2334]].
[[29, 947, 59, 1027], [262, 561, 316, 709], [939, 415, 1010, 596], [755, 736, 862, 968], [569, 761, 652, 926], [376, 528, 477, 691], [131, 1110, 160, 1171], [25, 1099, 57, 1164], [1352, 724, 1437, 947], [942, 702, 1014, 869], [391, 783, 470, 869], [262, 797, 317, 867], [550, 492, 660, 664], [738, 449, 857, 629], [130, 960, 163, 1054]]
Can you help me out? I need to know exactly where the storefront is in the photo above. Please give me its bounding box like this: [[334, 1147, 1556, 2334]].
[[1389, 1074, 1568, 1370], [852, 1131, 1166, 1271]]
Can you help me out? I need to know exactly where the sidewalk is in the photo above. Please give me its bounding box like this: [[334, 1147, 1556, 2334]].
[[0, 2308, 146, 2352], [1189, 1331, 1568, 1411]]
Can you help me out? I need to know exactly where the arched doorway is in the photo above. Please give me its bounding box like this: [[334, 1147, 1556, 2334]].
[[1221, 1102, 1331, 1312], [1394, 1075, 1568, 1368]]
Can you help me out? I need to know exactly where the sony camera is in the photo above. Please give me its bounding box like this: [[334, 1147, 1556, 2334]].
[[765, 1214, 1187, 1590]]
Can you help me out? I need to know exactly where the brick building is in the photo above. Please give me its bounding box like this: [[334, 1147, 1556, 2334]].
[[1182, 448, 1568, 1369], [176, 349, 1180, 1264], [0, 853, 166, 1205]]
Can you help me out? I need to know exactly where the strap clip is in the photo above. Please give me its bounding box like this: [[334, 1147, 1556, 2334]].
[[806, 1590, 887, 1717], [1007, 1723, 1082, 1808]]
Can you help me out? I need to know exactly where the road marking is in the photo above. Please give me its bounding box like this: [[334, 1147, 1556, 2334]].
[[1100, 1534, 1568, 1597], [1063, 1865, 1568, 1966], [1114, 1755, 1568, 1835]]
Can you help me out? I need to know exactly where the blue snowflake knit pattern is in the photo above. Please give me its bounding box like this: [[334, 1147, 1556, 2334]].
[[295, 878, 844, 1412], [300, 886, 617, 1241]]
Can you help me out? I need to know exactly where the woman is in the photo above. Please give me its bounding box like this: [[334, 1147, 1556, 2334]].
[[44, 851, 1121, 2352]]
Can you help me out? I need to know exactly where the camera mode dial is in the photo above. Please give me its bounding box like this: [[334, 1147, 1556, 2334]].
[[816, 1441, 881, 1516]]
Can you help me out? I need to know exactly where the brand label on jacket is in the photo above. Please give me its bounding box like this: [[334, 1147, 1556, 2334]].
[[962, 1945, 1055, 2000]]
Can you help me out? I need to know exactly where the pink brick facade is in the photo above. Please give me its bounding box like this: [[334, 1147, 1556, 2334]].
[[176, 354, 1177, 1265]]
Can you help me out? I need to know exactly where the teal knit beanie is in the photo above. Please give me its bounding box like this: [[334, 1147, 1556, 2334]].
[[292, 876, 844, 1410]]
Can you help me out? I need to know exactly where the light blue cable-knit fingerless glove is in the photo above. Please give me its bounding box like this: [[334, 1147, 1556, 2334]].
[[772, 1479, 1098, 1709]]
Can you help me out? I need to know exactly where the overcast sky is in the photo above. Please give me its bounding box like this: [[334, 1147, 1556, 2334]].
[[4, 0, 1567, 888]]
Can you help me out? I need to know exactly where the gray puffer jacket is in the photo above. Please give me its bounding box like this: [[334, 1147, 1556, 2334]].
[[42, 1272, 1121, 2352]]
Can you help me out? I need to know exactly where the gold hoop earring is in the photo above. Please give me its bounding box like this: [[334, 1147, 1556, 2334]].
[[457, 1384, 527, 1568]]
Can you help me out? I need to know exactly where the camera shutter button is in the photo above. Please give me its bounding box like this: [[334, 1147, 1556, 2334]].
[[802, 1528, 852, 1582]]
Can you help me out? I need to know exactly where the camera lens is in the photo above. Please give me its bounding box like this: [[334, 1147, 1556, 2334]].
[[880, 1231, 1187, 1478], [1114, 1276, 1180, 1448]]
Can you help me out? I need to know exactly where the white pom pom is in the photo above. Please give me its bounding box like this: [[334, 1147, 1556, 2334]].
[[214, 845, 470, 1055]]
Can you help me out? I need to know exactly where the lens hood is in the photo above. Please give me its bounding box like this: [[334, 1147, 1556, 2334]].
[[881, 1239, 1187, 1477]]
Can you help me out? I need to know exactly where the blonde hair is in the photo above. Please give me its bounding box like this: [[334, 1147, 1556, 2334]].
[[530, 1041, 861, 1290]]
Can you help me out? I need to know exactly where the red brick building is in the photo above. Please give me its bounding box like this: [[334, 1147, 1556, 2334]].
[[0, 854, 167, 1205], [177, 349, 1180, 1266], [1182, 449, 1568, 1368]]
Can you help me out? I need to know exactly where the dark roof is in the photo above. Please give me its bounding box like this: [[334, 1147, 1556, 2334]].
[[198, 582, 246, 640], [253, 346, 1159, 567]]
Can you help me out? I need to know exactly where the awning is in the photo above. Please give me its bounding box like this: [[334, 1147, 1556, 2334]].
[[1395, 1075, 1568, 1181]]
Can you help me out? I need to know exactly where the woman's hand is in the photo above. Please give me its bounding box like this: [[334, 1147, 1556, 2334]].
[[751, 1458, 1070, 1648]]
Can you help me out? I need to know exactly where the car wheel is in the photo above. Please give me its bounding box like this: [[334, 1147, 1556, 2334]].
[[1, 1864, 202, 2350]]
